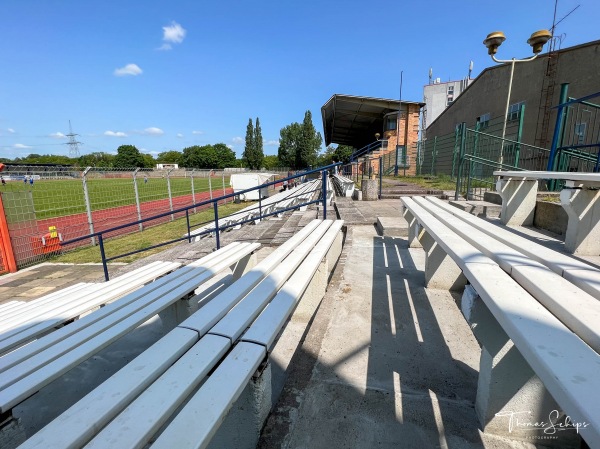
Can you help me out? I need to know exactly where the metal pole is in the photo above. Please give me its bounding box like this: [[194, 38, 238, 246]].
[[208, 173, 213, 200], [455, 123, 467, 201], [321, 170, 327, 220], [82, 167, 96, 246], [98, 234, 109, 281], [167, 168, 174, 221], [394, 145, 399, 177], [222, 173, 226, 203], [190, 169, 197, 213], [132, 168, 143, 232], [431, 137, 437, 176], [499, 58, 516, 166], [185, 210, 192, 243], [213, 200, 220, 250], [378, 156, 383, 199], [515, 103, 526, 166], [258, 196, 262, 219]]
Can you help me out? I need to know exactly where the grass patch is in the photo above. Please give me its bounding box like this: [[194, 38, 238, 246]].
[[51, 202, 251, 264], [384, 175, 458, 190]]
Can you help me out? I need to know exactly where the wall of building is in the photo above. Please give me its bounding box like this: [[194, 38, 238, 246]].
[[380, 104, 421, 176], [425, 40, 600, 148], [423, 79, 471, 129]]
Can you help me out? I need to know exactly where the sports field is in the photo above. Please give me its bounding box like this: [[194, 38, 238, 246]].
[[0, 176, 230, 220]]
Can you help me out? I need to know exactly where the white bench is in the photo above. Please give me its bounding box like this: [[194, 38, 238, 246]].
[[18, 219, 344, 449], [331, 174, 355, 197], [402, 196, 600, 447], [187, 179, 323, 240], [0, 261, 181, 355], [0, 241, 260, 422], [494, 170, 600, 255]]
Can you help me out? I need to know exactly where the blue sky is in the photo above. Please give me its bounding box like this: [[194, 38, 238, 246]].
[[1, 0, 598, 160]]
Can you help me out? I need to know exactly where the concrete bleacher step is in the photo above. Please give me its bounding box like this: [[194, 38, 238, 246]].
[[376, 216, 408, 237], [449, 200, 502, 219]]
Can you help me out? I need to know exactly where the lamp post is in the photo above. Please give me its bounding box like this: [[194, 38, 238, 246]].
[[483, 30, 552, 165]]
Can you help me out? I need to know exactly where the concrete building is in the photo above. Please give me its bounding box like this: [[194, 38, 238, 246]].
[[425, 39, 600, 149], [321, 94, 423, 176], [423, 76, 472, 132]]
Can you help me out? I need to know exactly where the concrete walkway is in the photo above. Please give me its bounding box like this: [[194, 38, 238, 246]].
[[258, 217, 535, 449]]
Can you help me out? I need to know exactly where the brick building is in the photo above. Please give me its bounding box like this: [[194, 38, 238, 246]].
[[321, 94, 423, 176]]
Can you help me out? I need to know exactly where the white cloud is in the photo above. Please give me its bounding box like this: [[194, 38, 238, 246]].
[[14, 143, 31, 149], [114, 63, 143, 77], [176, 133, 183, 138], [143, 127, 164, 135], [227, 144, 234, 149], [163, 21, 186, 44], [157, 43, 172, 51], [104, 130, 128, 137], [49, 132, 67, 139], [265, 140, 279, 146], [7, 128, 15, 134], [192, 130, 204, 135], [232, 137, 244, 144]]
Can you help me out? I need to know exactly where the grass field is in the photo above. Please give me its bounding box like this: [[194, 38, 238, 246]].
[[52, 201, 251, 264], [1, 176, 230, 220]]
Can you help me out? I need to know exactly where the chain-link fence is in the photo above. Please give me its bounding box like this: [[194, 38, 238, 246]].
[[0, 166, 233, 268]]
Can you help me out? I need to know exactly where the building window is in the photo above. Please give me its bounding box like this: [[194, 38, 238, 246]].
[[447, 97, 454, 106], [507, 102, 525, 121], [447, 85, 454, 94], [385, 115, 397, 131], [575, 123, 587, 144], [477, 113, 490, 129]]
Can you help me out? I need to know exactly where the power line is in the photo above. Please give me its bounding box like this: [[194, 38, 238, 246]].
[[65, 120, 82, 157]]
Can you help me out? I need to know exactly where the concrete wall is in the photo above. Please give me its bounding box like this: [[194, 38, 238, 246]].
[[426, 40, 600, 148]]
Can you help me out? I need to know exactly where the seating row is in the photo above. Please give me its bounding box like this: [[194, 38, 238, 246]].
[[0, 242, 260, 420], [0, 261, 181, 356], [187, 179, 322, 241], [15, 219, 344, 449], [402, 196, 599, 447], [331, 173, 355, 198]]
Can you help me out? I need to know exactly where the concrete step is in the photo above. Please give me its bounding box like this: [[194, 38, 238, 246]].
[[449, 200, 502, 219], [376, 216, 408, 237], [380, 193, 445, 200], [381, 188, 444, 195]]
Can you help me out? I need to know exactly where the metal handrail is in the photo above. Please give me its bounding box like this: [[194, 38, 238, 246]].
[[61, 163, 342, 280]]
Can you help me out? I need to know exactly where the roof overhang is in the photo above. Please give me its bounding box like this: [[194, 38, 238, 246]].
[[321, 94, 424, 148]]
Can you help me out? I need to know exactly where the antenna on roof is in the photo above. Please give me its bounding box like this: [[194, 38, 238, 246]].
[[468, 60, 474, 79], [428, 68, 433, 85]]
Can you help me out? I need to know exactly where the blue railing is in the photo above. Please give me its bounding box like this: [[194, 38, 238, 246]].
[[350, 140, 382, 162], [61, 163, 342, 281]]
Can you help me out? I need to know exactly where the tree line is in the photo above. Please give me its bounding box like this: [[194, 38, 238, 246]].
[[2, 111, 355, 169]]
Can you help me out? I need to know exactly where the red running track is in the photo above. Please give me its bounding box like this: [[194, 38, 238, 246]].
[[7, 189, 233, 267]]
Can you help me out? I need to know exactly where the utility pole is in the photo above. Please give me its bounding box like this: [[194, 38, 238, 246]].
[[66, 120, 82, 157]]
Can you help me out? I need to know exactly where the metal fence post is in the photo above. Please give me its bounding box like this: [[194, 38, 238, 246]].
[[167, 168, 174, 221], [132, 168, 143, 231], [431, 137, 437, 176], [213, 200, 220, 250], [515, 103, 526, 167], [222, 172, 226, 203], [379, 156, 383, 199], [208, 173, 213, 200], [185, 210, 192, 243], [82, 167, 96, 245], [455, 123, 467, 201], [190, 169, 197, 213], [98, 233, 109, 281], [321, 170, 327, 220]]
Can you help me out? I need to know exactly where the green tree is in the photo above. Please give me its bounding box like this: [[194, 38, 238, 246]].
[[318, 144, 354, 166], [297, 110, 322, 169], [212, 143, 237, 168], [262, 155, 280, 170], [253, 118, 264, 169], [113, 145, 145, 168], [156, 150, 182, 165], [78, 152, 115, 167], [142, 153, 155, 168], [278, 122, 301, 168], [242, 118, 255, 168]]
